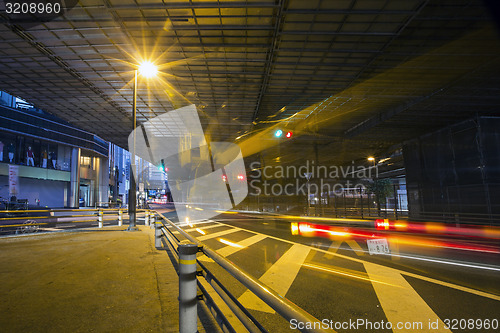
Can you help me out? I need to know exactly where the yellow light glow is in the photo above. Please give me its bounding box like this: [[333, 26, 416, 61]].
[[291, 222, 299, 235], [218, 238, 244, 248], [328, 230, 349, 237], [367, 156, 375, 162], [281, 214, 370, 224], [138, 61, 158, 78], [196, 228, 206, 235], [194, 207, 203, 211], [214, 210, 238, 214]]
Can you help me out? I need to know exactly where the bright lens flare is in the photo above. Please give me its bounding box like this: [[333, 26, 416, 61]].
[[138, 61, 158, 78]]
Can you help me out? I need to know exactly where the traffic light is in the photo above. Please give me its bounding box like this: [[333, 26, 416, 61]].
[[274, 129, 293, 139], [237, 174, 245, 180], [158, 159, 166, 172]]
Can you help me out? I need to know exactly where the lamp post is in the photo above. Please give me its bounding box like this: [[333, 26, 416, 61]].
[[128, 62, 157, 231], [367, 156, 380, 217]]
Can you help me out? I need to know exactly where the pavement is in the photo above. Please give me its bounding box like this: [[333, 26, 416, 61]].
[[0, 225, 220, 332]]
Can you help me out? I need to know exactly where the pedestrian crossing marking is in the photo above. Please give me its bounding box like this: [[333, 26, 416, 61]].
[[346, 240, 365, 256], [215, 221, 500, 304], [364, 262, 452, 333], [197, 228, 239, 241], [217, 234, 267, 257], [399, 271, 500, 301], [238, 243, 310, 313], [323, 240, 365, 258], [182, 223, 223, 233]]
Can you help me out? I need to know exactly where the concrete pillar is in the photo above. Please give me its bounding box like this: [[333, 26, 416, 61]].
[[94, 156, 100, 207], [98, 156, 109, 206], [69, 148, 81, 208]]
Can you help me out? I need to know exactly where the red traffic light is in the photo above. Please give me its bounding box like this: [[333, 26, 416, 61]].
[[222, 175, 227, 182], [285, 131, 293, 138]]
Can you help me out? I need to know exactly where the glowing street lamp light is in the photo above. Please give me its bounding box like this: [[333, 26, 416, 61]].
[[128, 62, 158, 231], [139, 61, 158, 78]]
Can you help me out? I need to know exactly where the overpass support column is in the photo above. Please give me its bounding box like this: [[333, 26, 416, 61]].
[[92, 156, 110, 207], [69, 148, 81, 208]]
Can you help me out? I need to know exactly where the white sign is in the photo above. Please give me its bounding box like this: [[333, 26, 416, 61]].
[[139, 182, 144, 192], [367, 239, 390, 255], [8, 165, 19, 196]]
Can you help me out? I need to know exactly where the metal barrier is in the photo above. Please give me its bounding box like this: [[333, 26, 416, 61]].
[[0, 208, 151, 234], [153, 211, 327, 333]]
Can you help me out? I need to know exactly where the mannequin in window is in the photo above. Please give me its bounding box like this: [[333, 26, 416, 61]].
[[8, 143, 15, 163], [42, 150, 48, 168], [50, 151, 57, 169], [26, 146, 34, 166]]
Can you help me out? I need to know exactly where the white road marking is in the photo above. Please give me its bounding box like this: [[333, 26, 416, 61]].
[[197, 228, 239, 241], [182, 223, 223, 233], [238, 243, 310, 313], [217, 234, 267, 257], [198, 233, 267, 262], [346, 240, 365, 256], [400, 271, 500, 302], [324, 240, 365, 258], [364, 262, 451, 333], [191, 220, 500, 306], [323, 241, 342, 258]]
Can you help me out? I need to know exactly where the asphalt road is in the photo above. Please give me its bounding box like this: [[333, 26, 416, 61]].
[[3, 204, 498, 332], [168, 211, 499, 333]]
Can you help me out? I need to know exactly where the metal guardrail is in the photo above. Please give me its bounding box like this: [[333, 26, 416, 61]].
[[153, 211, 327, 333], [0, 208, 152, 234]]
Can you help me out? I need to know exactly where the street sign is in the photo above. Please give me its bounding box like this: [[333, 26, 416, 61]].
[[367, 238, 390, 255], [8, 165, 19, 196]]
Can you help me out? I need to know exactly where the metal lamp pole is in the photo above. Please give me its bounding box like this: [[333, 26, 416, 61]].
[[127, 70, 138, 230]]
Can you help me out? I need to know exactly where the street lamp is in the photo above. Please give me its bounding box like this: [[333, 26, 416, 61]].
[[128, 61, 158, 231]]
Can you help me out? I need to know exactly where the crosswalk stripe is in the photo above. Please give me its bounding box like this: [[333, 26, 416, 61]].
[[346, 240, 365, 256], [324, 240, 364, 258], [217, 234, 267, 257], [323, 241, 342, 259], [215, 221, 500, 302], [238, 243, 310, 313], [182, 223, 222, 233], [364, 262, 451, 333], [198, 233, 268, 262], [197, 228, 239, 241]]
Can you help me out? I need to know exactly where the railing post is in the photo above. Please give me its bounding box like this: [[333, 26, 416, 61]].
[[98, 209, 103, 228], [150, 212, 155, 229], [144, 210, 150, 226], [178, 242, 198, 333], [155, 220, 162, 249], [118, 209, 123, 226]]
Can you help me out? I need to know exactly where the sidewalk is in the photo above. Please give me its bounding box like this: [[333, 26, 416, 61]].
[[0, 225, 219, 332]]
